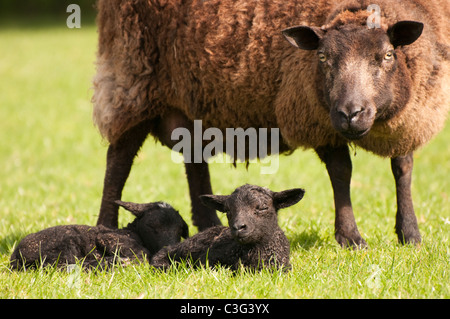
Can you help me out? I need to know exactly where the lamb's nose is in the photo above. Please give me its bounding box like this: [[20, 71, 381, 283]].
[[232, 223, 247, 232]]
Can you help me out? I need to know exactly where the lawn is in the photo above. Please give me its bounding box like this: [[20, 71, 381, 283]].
[[0, 20, 448, 300]]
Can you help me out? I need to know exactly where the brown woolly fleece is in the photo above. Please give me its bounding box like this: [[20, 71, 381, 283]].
[[92, 0, 449, 158]]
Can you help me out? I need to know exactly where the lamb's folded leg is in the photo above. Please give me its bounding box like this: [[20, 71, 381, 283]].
[[149, 247, 173, 270]]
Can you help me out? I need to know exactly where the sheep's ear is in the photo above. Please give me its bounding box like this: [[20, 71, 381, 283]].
[[115, 200, 150, 217], [282, 25, 324, 50], [388, 21, 423, 48], [181, 222, 189, 239], [273, 188, 305, 210], [199, 194, 229, 213]]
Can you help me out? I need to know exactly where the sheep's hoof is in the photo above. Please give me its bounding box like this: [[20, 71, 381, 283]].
[[335, 232, 368, 249], [396, 229, 422, 246]]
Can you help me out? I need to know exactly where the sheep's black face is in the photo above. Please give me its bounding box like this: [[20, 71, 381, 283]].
[[200, 185, 305, 245], [117, 200, 189, 254], [226, 188, 278, 245], [137, 207, 189, 254], [282, 21, 423, 140]]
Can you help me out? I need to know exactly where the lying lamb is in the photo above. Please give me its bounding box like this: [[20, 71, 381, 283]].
[[150, 184, 305, 272], [10, 200, 188, 270]]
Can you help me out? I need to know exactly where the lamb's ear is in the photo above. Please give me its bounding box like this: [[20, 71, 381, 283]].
[[199, 194, 229, 213], [388, 21, 423, 48], [282, 25, 324, 50], [181, 222, 189, 239], [273, 188, 305, 210], [115, 200, 150, 217]]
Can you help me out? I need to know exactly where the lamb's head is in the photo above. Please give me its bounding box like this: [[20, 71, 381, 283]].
[[200, 185, 305, 245], [282, 19, 423, 140], [116, 200, 189, 254]]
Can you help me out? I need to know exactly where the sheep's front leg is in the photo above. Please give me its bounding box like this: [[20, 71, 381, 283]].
[[97, 120, 152, 228], [391, 153, 421, 244], [316, 145, 367, 248]]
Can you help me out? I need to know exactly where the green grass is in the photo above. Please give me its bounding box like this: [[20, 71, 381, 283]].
[[0, 21, 448, 299]]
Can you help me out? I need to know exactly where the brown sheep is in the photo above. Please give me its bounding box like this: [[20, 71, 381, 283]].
[[92, 0, 449, 248]]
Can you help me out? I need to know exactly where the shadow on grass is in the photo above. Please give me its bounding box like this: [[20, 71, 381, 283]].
[[289, 228, 329, 251]]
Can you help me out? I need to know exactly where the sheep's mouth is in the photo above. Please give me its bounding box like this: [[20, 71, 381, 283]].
[[341, 127, 370, 140], [234, 237, 253, 245], [231, 231, 253, 244]]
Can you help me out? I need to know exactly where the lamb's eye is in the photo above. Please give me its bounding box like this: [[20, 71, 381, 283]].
[[257, 205, 268, 212], [318, 52, 327, 63], [384, 50, 394, 60]]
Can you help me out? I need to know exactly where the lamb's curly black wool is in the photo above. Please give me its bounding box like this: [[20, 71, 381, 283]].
[[10, 201, 188, 270], [150, 184, 305, 271]]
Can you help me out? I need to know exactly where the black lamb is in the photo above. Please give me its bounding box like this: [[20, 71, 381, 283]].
[[10, 200, 188, 270], [150, 184, 305, 272]]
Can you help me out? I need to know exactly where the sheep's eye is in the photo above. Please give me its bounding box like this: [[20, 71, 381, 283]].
[[384, 50, 394, 60], [257, 205, 269, 212], [318, 52, 327, 63]]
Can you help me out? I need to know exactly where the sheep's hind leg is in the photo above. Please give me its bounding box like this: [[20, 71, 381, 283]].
[[185, 162, 221, 231], [153, 109, 221, 231], [316, 145, 367, 249], [391, 153, 421, 245], [97, 120, 152, 228]]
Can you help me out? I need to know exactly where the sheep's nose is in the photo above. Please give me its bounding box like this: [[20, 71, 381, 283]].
[[232, 223, 247, 232], [337, 105, 365, 129]]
